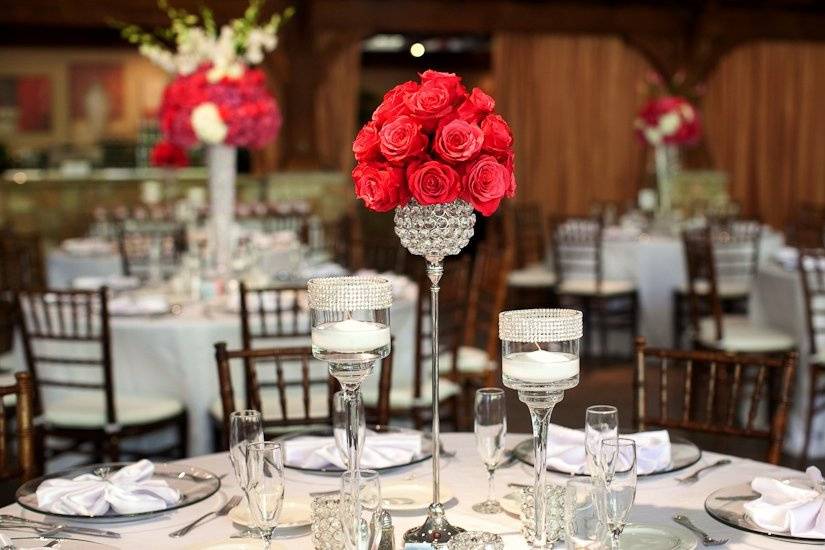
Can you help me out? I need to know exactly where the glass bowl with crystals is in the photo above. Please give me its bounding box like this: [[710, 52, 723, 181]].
[[520, 484, 567, 546], [393, 199, 476, 259]]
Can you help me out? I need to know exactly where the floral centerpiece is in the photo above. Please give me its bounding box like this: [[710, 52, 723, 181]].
[[350, 70, 516, 544], [633, 73, 702, 214], [121, 0, 291, 274]]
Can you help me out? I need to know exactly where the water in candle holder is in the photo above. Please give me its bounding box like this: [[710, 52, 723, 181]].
[[311, 319, 391, 371], [502, 351, 580, 394]]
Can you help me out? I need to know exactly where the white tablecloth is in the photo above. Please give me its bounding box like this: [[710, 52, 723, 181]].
[[0, 432, 803, 549], [47, 250, 123, 289]]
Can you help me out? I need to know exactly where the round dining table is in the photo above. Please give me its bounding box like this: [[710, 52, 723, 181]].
[[0, 432, 805, 549]]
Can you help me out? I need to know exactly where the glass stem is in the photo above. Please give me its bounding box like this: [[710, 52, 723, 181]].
[[486, 467, 496, 503], [529, 404, 554, 549], [262, 527, 273, 550], [426, 259, 443, 506], [611, 529, 621, 549]]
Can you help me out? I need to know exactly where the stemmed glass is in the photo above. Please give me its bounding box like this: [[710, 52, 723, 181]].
[[564, 478, 607, 550], [340, 469, 382, 550], [228, 409, 264, 489], [245, 441, 286, 550], [473, 388, 506, 514], [308, 276, 392, 479], [500, 309, 582, 549], [595, 438, 637, 549], [585, 406, 618, 479], [334, 390, 366, 468]]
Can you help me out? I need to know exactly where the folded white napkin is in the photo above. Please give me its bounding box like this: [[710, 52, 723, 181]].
[[108, 294, 169, 316], [285, 432, 422, 470], [545, 424, 671, 475], [36, 460, 180, 516], [744, 466, 825, 538], [73, 275, 140, 291], [61, 238, 114, 256], [773, 247, 825, 272]]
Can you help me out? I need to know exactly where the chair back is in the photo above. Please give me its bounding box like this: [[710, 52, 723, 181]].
[[711, 220, 762, 282], [682, 227, 725, 341], [465, 243, 512, 369], [0, 372, 38, 481], [414, 257, 471, 395], [0, 230, 45, 291], [239, 283, 311, 346], [116, 221, 186, 280], [16, 288, 116, 424], [634, 337, 796, 464], [799, 248, 825, 358], [552, 217, 604, 289], [514, 203, 546, 268]]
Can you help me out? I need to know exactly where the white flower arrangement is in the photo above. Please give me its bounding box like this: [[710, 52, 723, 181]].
[[120, 0, 293, 76]]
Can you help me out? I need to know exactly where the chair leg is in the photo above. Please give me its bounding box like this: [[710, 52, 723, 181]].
[[802, 369, 820, 467], [107, 434, 121, 462], [597, 299, 609, 360], [673, 291, 682, 349]]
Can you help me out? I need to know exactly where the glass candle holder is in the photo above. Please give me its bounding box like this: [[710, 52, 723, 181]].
[[500, 309, 583, 549], [311, 493, 345, 550], [520, 484, 566, 546], [447, 531, 505, 550]]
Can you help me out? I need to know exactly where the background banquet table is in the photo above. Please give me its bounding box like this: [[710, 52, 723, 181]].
[[46, 250, 123, 289], [0, 432, 804, 549]]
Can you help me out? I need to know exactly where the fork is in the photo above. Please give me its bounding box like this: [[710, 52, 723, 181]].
[[676, 459, 732, 484], [673, 514, 729, 546], [169, 495, 241, 537]]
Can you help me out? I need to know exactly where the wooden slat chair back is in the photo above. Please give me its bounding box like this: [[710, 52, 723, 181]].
[[0, 231, 45, 291], [239, 283, 311, 346], [16, 288, 115, 425], [552, 218, 604, 290], [514, 203, 547, 268], [634, 337, 796, 465], [800, 249, 825, 359], [682, 227, 725, 341], [0, 372, 38, 482], [711, 220, 762, 282], [116, 221, 187, 280], [465, 243, 513, 373]]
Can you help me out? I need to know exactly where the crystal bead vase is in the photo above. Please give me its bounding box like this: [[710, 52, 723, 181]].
[[395, 199, 475, 546], [207, 144, 237, 277], [653, 144, 680, 213]]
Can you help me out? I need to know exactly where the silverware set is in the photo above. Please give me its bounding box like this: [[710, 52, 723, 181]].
[[672, 514, 729, 546], [168, 495, 241, 537], [676, 459, 732, 484], [0, 514, 121, 539]]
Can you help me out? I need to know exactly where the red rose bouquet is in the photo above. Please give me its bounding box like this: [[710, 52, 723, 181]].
[[634, 96, 701, 147], [149, 139, 188, 168], [352, 71, 516, 216]]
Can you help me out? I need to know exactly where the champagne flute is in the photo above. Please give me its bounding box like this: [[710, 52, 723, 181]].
[[229, 409, 263, 489], [595, 438, 637, 549], [472, 387, 506, 514], [245, 441, 286, 550], [584, 405, 618, 480], [334, 390, 366, 468], [564, 478, 607, 549], [340, 469, 382, 550]]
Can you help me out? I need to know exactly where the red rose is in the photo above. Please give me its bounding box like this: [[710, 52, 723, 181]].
[[433, 119, 483, 164], [405, 80, 458, 130], [352, 162, 409, 212], [378, 115, 428, 163], [419, 70, 464, 99], [461, 155, 510, 216], [457, 87, 495, 123], [481, 114, 513, 157], [372, 81, 418, 127], [352, 122, 382, 162], [407, 160, 461, 205], [150, 140, 188, 168]]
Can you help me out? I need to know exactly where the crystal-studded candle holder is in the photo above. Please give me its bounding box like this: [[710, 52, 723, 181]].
[[500, 309, 583, 549], [447, 531, 505, 550], [519, 485, 566, 546], [311, 494, 345, 550]]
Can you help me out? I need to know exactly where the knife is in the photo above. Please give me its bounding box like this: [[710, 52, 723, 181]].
[[0, 515, 121, 539]]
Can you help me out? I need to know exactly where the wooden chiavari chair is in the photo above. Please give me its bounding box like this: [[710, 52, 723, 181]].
[[634, 337, 796, 464], [682, 227, 794, 354], [506, 204, 556, 309], [116, 221, 187, 281], [553, 218, 638, 359], [0, 230, 45, 291], [214, 343, 393, 449], [0, 372, 38, 482], [799, 248, 825, 464], [16, 288, 187, 463], [239, 282, 311, 348], [673, 220, 762, 347]]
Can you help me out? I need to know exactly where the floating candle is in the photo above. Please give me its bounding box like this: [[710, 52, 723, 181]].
[[502, 350, 580, 384], [312, 319, 390, 354]]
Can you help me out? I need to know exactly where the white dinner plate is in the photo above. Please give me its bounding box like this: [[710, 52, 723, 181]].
[[379, 481, 455, 511], [228, 499, 312, 529]]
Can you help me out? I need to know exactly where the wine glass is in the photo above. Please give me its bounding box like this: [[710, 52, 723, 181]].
[[340, 469, 382, 550], [472, 387, 506, 514], [564, 478, 607, 550], [228, 409, 263, 489], [595, 438, 637, 549], [245, 441, 286, 550], [585, 405, 618, 479], [334, 390, 366, 468]]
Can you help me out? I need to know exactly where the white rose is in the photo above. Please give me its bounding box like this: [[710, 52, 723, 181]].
[[643, 127, 662, 145], [658, 112, 681, 136], [191, 103, 228, 144]]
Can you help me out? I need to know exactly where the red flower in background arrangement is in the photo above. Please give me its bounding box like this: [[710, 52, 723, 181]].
[[352, 70, 516, 216], [635, 95, 701, 147], [150, 140, 188, 168]]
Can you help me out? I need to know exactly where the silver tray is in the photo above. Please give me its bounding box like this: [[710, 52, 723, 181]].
[[512, 435, 701, 477], [16, 462, 221, 523], [705, 482, 825, 544], [279, 425, 432, 475]]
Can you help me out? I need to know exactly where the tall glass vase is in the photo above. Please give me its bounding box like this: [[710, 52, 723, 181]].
[[395, 200, 475, 545], [207, 144, 237, 277], [653, 144, 680, 214]]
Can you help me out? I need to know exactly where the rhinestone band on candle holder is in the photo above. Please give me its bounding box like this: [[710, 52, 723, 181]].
[[307, 276, 392, 311], [498, 309, 583, 343]]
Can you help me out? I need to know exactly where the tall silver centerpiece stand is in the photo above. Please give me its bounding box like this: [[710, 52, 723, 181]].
[[499, 309, 582, 548], [307, 276, 392, 546], [396, 199, 475, 546]]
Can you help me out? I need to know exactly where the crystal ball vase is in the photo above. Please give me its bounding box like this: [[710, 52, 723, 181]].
[[393, 199, 476, 261]]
